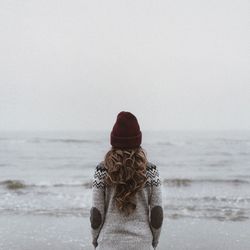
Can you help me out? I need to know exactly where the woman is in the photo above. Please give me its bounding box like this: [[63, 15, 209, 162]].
[[90, 111, 163, 250]]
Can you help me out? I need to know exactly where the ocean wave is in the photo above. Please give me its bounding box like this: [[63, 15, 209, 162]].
[[0, 179, 92, 190], [157, 141, 175, 146], [1, 177, 249, 191], [0, 204, 249, 222], [28, 138, 100, 144], [203, 152, 233, 156], [0, 207, 87, 217], [168, 196, 250, 203], [0, 137, 100, 144], [164, 197, 250, 221], [215, 138, 250, 144], [165, 209, 249, 221], [163, 178, 250, 187]]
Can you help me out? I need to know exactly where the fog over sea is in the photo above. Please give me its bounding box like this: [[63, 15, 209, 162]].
[[0, 130, 250, 250]]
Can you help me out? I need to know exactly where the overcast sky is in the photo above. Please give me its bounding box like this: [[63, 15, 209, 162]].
[[0, 0, 249, 131]]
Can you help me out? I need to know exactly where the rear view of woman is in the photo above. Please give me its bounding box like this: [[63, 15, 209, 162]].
[[90, 111, 163, 250]]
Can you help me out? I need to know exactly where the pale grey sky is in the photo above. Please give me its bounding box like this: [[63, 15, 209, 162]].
[[0, 0, 249, 131]]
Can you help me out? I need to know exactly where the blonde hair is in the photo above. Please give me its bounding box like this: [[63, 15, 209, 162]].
[[103, 146, 148, 216]]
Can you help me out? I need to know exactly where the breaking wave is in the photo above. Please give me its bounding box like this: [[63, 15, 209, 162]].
[[1, 177, 249, 191], [0, 179, 92, 190], [163, 178, 250, 187]]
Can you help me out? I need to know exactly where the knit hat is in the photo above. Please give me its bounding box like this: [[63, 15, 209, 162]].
[[110, 111, 142, 149]]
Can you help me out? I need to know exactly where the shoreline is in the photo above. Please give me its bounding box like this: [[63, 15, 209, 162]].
[[0, 214, 249, 250]]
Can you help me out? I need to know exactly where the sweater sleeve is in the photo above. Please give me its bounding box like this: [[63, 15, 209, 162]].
[[148, 164, 164, 249], [90, 163, 106, 248]]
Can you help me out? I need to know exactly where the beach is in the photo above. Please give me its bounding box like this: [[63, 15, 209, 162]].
[[1, 130, 250, 249], [0, 214, 249, 250]]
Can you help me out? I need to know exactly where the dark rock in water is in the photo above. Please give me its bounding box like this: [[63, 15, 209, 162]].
[[3, 180, 26, 190]]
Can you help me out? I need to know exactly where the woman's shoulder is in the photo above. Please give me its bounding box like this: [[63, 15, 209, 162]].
[[94, 161, 107, 177], [93, 161, 161, 187], [95, 161, 106, 171], [146, 161, 160, 175], [146, 161, 158, 170], [145, 161, 161, 187], [92, 161, 107, 189]]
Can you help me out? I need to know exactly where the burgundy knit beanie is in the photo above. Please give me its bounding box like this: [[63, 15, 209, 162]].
[[110, 111, 142, 149]]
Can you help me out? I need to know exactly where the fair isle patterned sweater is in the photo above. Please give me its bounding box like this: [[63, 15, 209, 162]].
[[89, 161, 164, 250]]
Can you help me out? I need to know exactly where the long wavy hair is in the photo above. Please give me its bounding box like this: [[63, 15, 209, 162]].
[[103, 146, 148, 216]]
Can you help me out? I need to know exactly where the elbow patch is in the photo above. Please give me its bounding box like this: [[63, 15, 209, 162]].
[[150, 205, 163, 229], [90, 207, 102, 229]]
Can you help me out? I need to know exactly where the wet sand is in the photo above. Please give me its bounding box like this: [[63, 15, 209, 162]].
[[0, 214, 249, 250]]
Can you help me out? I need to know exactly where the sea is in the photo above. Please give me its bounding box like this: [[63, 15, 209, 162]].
[[0, 130, 250, 222]]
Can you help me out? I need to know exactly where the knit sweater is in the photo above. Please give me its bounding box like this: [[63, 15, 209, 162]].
[[90, 161, 163, 250]]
